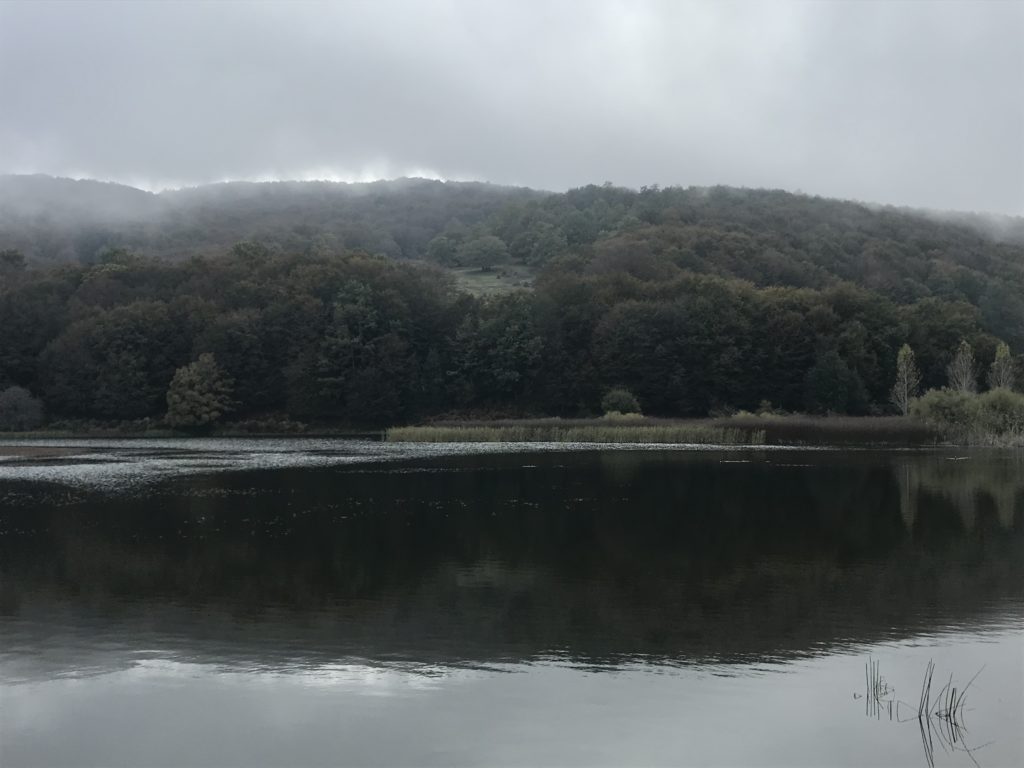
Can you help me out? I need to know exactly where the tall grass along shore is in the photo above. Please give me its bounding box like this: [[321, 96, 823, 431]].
[[386, 422, 763, 445], [385, 415, 943, 446]]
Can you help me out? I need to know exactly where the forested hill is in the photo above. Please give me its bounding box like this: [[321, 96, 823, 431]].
[[4, 174, 1023, 343], [1, 175, 1022, 426]]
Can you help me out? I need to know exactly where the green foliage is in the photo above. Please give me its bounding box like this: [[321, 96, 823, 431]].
[[911, 386, 1024, 445], [601, 387, 641, 415], [911, 388, 975, 433], [988, 341, 1015, 390], [891, 344, 921, 416], [0, 386, 44, 430], [804, 349, 868, 414], [2, 176, 1021, 428], [946, 340, 977, 393], [601, 411, 646, 423], [454, 235, 509, 268], [166, 353, 235, 429], [454, 293, 543, 405], [974, 387, 1024, 437], [40, 301, 191, 419], [9, 178, 1022, 357]]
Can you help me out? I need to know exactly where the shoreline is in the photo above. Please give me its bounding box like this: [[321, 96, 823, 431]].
[[1, 415, 944, 448], [385, 415, 941, 447]]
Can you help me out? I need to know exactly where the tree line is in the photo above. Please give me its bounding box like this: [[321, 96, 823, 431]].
[[1, 239, 1019, 430]]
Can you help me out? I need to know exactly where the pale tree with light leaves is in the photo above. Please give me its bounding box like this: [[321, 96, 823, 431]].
[[987, 341, 1015, 391], [947, 340, 977, 394], [890, 344, 921, 416]]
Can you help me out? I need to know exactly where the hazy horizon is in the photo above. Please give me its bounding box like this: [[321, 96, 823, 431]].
[[2, 1, 1022, 215], [6, 171, 1024, 222]]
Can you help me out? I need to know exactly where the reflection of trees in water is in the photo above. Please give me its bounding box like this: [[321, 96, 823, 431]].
[[1, 451, 1022, 669], [896, 452, 1024, 532]]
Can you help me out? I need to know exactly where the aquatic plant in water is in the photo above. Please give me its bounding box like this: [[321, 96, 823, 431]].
[[858, 658, 988, 768]]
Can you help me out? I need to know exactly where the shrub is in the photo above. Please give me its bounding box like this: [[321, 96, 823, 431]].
[[974, 388, 1024, 436], [601, 387, 641, 415], [912, 387, 1024, 445], [166, 353, 235, 430], [601, 411, 646, 423], [911, 388, 974, 435], [0, 386, 45, 431]]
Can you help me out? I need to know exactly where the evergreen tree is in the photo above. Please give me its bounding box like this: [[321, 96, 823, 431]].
[[166, 353, 234, 429]]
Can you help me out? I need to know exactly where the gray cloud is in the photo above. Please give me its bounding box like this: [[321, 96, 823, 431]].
[[1, 0, 1021, 213]]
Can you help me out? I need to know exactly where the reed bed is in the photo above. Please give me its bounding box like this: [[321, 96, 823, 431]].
[[911, 660, 987, 768], [386, 414, 937, 447], [385, 423, 766, 445]]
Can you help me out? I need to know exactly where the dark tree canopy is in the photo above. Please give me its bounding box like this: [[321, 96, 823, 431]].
[[0, 386, 44, 431]]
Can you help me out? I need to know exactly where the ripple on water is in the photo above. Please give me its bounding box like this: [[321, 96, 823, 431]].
[[0, 438, 791, 492]]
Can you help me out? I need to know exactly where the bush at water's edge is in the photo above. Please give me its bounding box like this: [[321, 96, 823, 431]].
[[912, 388, 1024, 447]]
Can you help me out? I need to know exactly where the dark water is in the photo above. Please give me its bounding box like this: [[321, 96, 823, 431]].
[[1, 441, 1022, 767]]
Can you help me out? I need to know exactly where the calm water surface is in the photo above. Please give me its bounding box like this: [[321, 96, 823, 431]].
[[1, 439, 1022, 767]]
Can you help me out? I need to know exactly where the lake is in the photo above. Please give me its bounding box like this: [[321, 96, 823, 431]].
[[1, 439, 1022, 767]]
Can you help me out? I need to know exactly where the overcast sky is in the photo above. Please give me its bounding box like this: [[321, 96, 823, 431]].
[[1, 0, 1021, 214]]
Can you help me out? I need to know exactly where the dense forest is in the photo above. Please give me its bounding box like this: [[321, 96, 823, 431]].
[[1, 176, 1022, 429]]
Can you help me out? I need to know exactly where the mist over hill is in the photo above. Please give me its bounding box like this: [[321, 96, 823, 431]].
[[0, 174, 541, 263], [3, 173, 1023, 340], [3, 174, 1022, 264]]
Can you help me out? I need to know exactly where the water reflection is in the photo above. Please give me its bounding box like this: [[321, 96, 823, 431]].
[[895, 451, 1024, 531], [2, 448, 1021, 678], [859, 656, 997, 768], [2, 447, 1023, 767]]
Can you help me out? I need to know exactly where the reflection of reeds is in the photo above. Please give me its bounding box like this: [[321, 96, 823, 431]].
[[913, 661, 989, 768], [861, 659, 989, 768], [914, 658, 982, 722]]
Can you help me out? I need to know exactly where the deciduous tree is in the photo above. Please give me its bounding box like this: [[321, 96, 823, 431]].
[[947, 340, 977, 394], [988, 341, 1015, 391], [0, 386, 44, 431], [890, 344, 921, 416], [601, 388, 641, 415], [166, 353, 234, 429]]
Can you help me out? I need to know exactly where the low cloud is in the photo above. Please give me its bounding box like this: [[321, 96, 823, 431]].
[[1, 0, 1021, 213]]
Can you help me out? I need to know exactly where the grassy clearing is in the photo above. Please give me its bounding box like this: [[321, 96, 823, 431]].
[[386, 420, 764, 445], [451, 264, 536, 297]]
